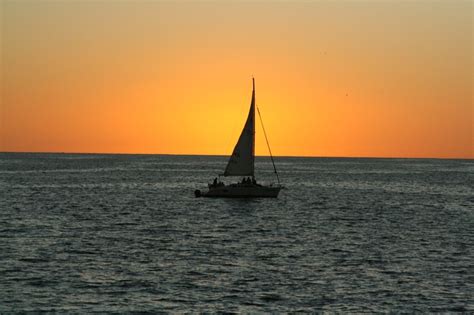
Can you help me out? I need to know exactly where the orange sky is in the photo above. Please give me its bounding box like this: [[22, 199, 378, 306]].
[[1, 1, 472, 158]]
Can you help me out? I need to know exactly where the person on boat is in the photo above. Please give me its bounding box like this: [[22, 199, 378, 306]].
[[252, 177, 257, 185], [213, 178, 218, 187]]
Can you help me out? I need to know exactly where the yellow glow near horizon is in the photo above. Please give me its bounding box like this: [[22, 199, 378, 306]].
[[1, 1, 472, 158]]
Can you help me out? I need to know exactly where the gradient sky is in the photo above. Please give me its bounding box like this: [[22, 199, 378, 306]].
[[1, 0, 472, 158]]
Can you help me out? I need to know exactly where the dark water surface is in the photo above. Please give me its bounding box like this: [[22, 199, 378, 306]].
[[1, 153, 473, 312]]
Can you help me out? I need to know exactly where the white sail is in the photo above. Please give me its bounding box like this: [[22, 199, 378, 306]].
[[223, 79, 255, 176]]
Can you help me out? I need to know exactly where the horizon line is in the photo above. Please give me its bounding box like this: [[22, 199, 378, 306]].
[[0, 150, 472, 161]]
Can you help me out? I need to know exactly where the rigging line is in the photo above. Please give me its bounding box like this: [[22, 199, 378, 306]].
[[256, 105, 280, 185]]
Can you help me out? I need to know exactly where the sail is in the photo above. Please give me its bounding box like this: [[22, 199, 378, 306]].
[[223, 79, 255, 176]]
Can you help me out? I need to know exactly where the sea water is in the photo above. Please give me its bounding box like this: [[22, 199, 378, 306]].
[[1, 153, 472, 312]]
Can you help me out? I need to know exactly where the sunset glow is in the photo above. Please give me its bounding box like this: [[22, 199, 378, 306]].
[[1, 1, 472, 158]]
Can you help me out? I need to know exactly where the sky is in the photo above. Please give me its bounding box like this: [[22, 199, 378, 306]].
[[1, 0, 472, 158]]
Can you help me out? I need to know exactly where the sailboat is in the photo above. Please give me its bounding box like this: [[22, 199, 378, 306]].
[[195, 78, 282, 198]]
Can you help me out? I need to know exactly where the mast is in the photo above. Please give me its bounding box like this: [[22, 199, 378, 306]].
[[252, 77, 256, 164]]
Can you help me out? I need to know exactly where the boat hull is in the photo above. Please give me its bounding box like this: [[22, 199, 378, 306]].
[[197, 185, 281, 198]]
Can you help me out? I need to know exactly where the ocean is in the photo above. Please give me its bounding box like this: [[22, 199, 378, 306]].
[[1, 153, 472, 312]]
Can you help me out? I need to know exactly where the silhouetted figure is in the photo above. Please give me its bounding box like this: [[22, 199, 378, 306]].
[[252, 177, 256, 185], [213, 178, 217, 186]]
